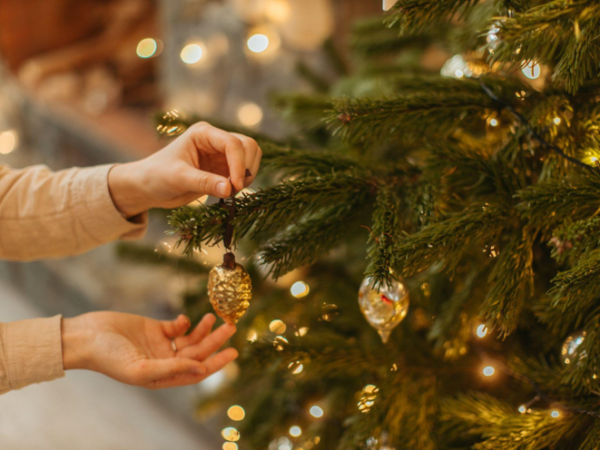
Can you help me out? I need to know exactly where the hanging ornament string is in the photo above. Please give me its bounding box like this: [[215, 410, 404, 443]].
[[219, 169, 252, 253], [479, 80, 597, 173]]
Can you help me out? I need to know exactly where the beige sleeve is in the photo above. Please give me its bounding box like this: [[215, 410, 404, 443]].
[[0, 164, 149, 394], [0, 316, 65, 395], [0, 164, 147, 260]]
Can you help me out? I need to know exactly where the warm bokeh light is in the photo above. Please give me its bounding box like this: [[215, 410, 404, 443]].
[[289, 426, 302, 437], [0, 130, 17, 155], [247, 329, 258, 342], [290, 281, 310, 298], [237, 102, 263, 127], [553, 117, 561, 125], [522, 60, 541, 80], [222, 427, 240, 442], [518, 405, 527, 414], [265, 0, 290, 22], [222, 443, 238, 450], [180, 43, 204, 64], [551, 410, 560, 418], [247, 34, 270, 53], [483, 366, 495, 377], [489, 118, 499, 127], [476, 324, 488, 338], [136, 38, 158, 58], [227, 405, 245, 421], [269, 319, 287, 335], [310, 405, 324, 418]]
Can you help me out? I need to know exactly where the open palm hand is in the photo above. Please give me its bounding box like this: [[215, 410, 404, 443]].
[[63, 312, 237, 389]]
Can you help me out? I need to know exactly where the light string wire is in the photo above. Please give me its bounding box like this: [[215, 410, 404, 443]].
[[479, 80, 597, 173]]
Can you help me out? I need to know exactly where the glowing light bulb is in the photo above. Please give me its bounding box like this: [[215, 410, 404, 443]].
[[269, 319, 287, 335], [181, 43, 204, 64], [0, 130, 17, 155], [136, 38, 158, 58], [521, 60, 540, 80], [222, 427, 240, 441], [489, 118, 499, 127], [483, 366, 495, 377], [553, 117, 561, 125], [289, 426, 302, 437], [551, 410, 560, 418], [310, 405, 324, 418], [227, 405, 245, 421], [518, 405, 526, 414], [247, 34, 270, 53], [290, 281, 310, 298], [237, 102, 263, 127], [476, 324, 488, 338], [591, 157, 598, 163], [455, 69, 464, 78], [222, 443, 238, 450]]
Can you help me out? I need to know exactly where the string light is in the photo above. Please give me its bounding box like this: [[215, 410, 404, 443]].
[[136, 38, 158, 58], [291, 281, 310, 298], [518, 405, 526, 414], [247, 34, 270, 53], [289, 426, 302, 437], [521, 60, 541, 80], [551, 410, 560, 418], [0, 130, 17, 154], [247, 329, 258, 342], [180, 43, 204, 64], [483, 366, 495, 377], [310, 405, 324, 418], [476, 324, 488, 338], [553, 117, 561, 125], [489, 118, 499, 127], [222, 427, 240, 442], [269, 319, 287, 335], [227, 405, 245, 421], [237, 102, 263, 127]]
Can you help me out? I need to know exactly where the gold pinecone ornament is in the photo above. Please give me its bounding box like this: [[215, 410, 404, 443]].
[[208, 252, 252, 324]]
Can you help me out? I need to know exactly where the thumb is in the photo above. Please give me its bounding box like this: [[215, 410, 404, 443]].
[[182, 166, 231, 198], [136, 358, 206, 385]]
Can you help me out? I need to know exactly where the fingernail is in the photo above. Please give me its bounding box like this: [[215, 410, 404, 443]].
[[217, 181, 228, 197]]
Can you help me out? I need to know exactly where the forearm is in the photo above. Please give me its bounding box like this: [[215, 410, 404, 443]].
[[0, 164, 147, 261]]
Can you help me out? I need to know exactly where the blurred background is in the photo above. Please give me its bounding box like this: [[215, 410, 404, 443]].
[[0, 0, 382, 448]]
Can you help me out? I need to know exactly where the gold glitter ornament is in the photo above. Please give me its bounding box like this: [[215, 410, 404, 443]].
[[358, 276, 409, 344], [208, 252, 252, 324]]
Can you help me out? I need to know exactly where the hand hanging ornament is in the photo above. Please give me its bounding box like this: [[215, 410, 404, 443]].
[[358, 275, 409, 344], [207, 174, 253, 324]]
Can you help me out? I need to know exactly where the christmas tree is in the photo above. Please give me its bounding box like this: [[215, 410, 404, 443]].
[[134, 1, 600, 448]]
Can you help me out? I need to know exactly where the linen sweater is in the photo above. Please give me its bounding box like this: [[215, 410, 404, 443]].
[[0, 164, 147, 394]]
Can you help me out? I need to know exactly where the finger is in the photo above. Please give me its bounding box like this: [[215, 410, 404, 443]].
[[190, 124, 246, 192], [180, 166, 231, 198], [178, 323, 236, 361], [148, 372, 206, 390], [161, 314, 191, 339], [203, 348, 239, 375], [250, 144, 262, 185], [133, 358, 206, 385], [175, 313, 216, 349], [231, 133, 259, 185]]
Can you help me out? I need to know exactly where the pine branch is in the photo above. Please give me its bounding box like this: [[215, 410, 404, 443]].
[[481, 231, 534, 336], [259, 202, 364, 280], [115, 242, 208, 274], [386, 0, 481, 32], [364, 186, 403, 290], [169, 171, 377, 256], [395, 203, 509, 276], [491, 0, 600, 93]]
